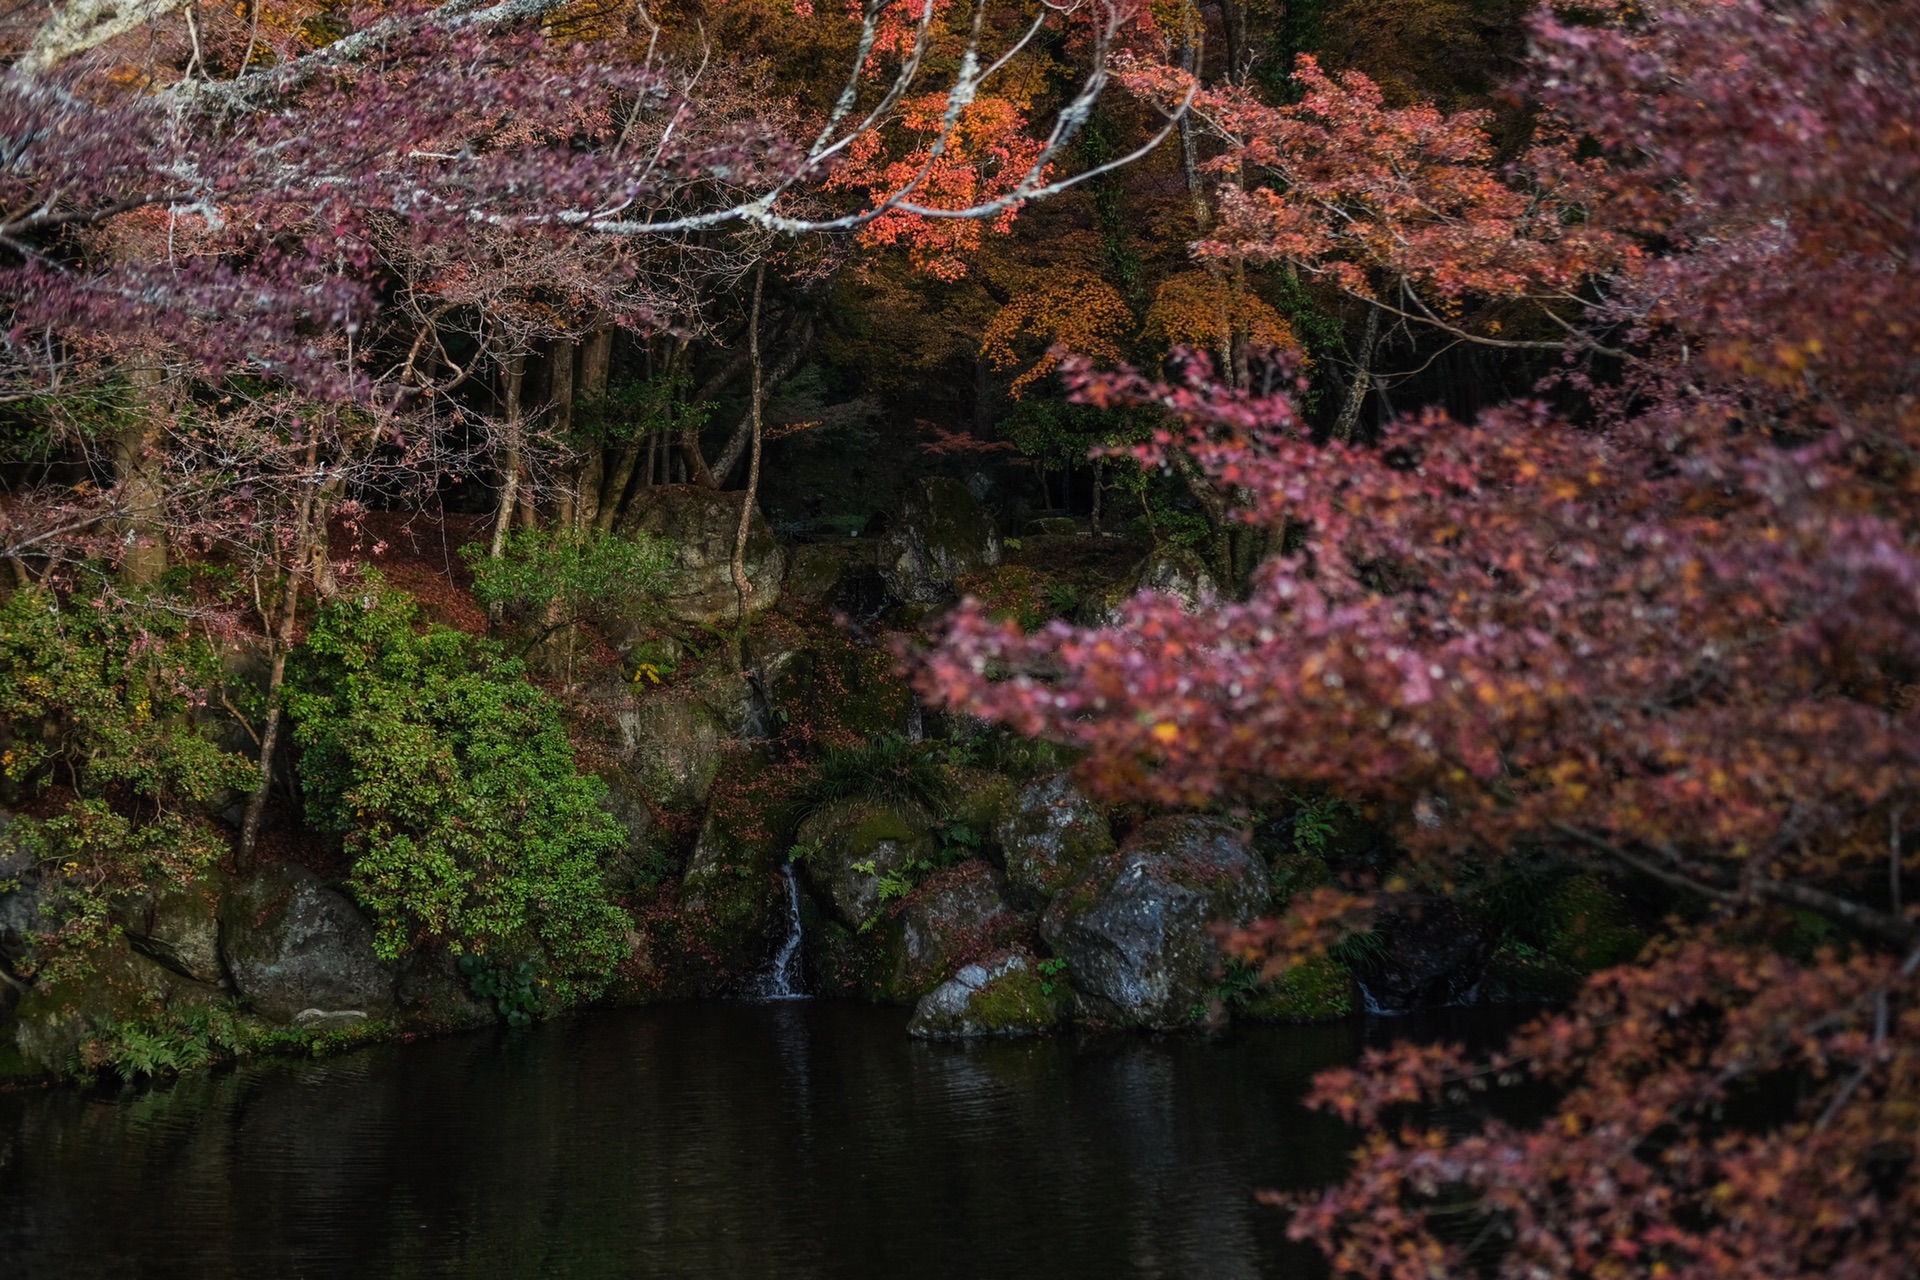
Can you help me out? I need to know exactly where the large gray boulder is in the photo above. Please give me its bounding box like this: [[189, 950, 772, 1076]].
[[219, 865, 395, 1022], [908, 950, 1062, 1039], [996, 773, 1114, 910], [795, 798, 939, 931], [1041, 816, 1270, 1030], [616, 484, 784, 628], [872, 859, 1021, 1003], [878, 476, 1002, 603], [613, 694, 727, 810], [1099, 543, 1218, 623]]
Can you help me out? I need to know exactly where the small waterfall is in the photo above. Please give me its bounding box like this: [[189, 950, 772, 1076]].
[[906, 701, 924, 743], [749, 863, 808, 1001]]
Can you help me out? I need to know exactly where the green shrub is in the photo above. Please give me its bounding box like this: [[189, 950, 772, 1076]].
[[0, 588, 252, 983], [287, 582, 628, 1002], [790, 734, 954, 823]]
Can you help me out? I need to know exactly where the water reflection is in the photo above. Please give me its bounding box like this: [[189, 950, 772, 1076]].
[[0, 1003, 1363, 1279]]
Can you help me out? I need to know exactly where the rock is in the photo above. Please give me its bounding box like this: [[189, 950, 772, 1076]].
[[596, 769, 656, 867], [872, 860, 1021, 1003], [783, 542, 871, 605], [908, 950, 1061, 1038], [996, 773, 1114, 910], [0, 841, 55, 981], [219, 865, 396, 1022], [1026, 516, 1079, 537], [1041, 816, 1270, 1030], [613, 694, 727, 810], [1, 944, 224, 1080], [118, 874, 227, 986], [395, 946, 496, 1030], [878, 476, 1002, 604], [795, 798, 938, 930], [678, 807, 788, 988], [1359, 897, 1497, 1015], [1100, 543, 1217, 622], [616, 484, 785, 628]]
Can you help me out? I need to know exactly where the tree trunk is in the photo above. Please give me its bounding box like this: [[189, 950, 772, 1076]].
[[713, 315, 815, 484], [238, 439, 320, 868], [116, 360, 169, 589], [574, 324, 612, 531], [732, 267, 766, 620], [1334, 304, 1380, 445], [489, 346, 528, 560], [549, 337, 578, 530]]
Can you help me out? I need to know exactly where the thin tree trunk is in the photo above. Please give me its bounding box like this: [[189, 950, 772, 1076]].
[[713, 315, 815, 483], [238, 438, 320, 868], [574, 324, 611, 531], [1334, 304, 1380, 444], [550, 336, 577, 530], [731, 267, 766, 619], [116, 360, 169, 589], [489, 346, 527, 559]]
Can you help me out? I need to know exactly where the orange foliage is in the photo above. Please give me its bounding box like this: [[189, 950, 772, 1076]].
[[980, 270, 1132, 396], [829, 92, 1051, 280], [1142, 271, 1301, 363]]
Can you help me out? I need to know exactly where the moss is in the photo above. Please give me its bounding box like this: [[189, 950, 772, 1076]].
[[1544, 873, 1645, 971], [850, 807, 920, 853], [967, 964, 1061, 1033], [1243, 955, 1357, 1022]]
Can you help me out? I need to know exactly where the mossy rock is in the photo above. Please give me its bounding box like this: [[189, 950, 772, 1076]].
[[867, 859, 1021, 1004], [613, 694, 727, 811], [117, 872, 229, 987], [1543, 873, 1645, 971], [1040, 816, 1270, 1030], [794, 798, 937, 930], [908, 951, 1064, 1038], [782, 542, 875, 606], [1026, 517, 1079, 537], [617, 484, 785, 628], [878, 476, 1002, 604], [2, 943, 227, 1081], [1241, 955, 1358, 1023], [765, 635, 912, 741], [940, 767, 1018, 854], [996, 772, 1114, 910], [1099, 543, 1217, 622]]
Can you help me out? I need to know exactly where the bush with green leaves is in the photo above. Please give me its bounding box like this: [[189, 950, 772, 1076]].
[[287, 583, 629, 1002], [0, 587, 252, 982], [461, 526, 674, 659]]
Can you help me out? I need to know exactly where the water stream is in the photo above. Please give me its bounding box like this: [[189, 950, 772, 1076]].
[[746, 862, 808, 1001]]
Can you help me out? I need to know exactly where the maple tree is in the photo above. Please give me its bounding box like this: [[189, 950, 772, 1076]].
[[926, 1, 1920, 1275]]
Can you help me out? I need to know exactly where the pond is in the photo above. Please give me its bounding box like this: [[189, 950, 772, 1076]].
[[0, 1002, 1477, 1279]]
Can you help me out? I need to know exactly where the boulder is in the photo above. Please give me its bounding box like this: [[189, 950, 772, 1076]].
[[613, 694, 727, 810], [1041, 816, 1270, 1030], [996, 773, 1114, 910], [908, 950, 1062, 1038], [219, 865, 395, 1022], [878, 476, 1002, 604], [395, 946, 497, 1030], [872, 860, 1021, 1003], [795, 798, 938, 930], [1100, 543, 1217, 622], [1359, 897, 1497, 1015], [118, 873, 227, 987], [616, 484, 785, 627], [1, 943, 224, 1080], [0, 840, 54, 981]]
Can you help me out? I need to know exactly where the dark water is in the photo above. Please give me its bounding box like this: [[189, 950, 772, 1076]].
[[0, 1002, 1381, 1279]]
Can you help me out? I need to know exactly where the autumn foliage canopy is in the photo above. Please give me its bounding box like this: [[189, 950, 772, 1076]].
[[925, 1, 1920, 1275]]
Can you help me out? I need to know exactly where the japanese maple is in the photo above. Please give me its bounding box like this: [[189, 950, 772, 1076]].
[[927, 1, 1920, 1276]]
